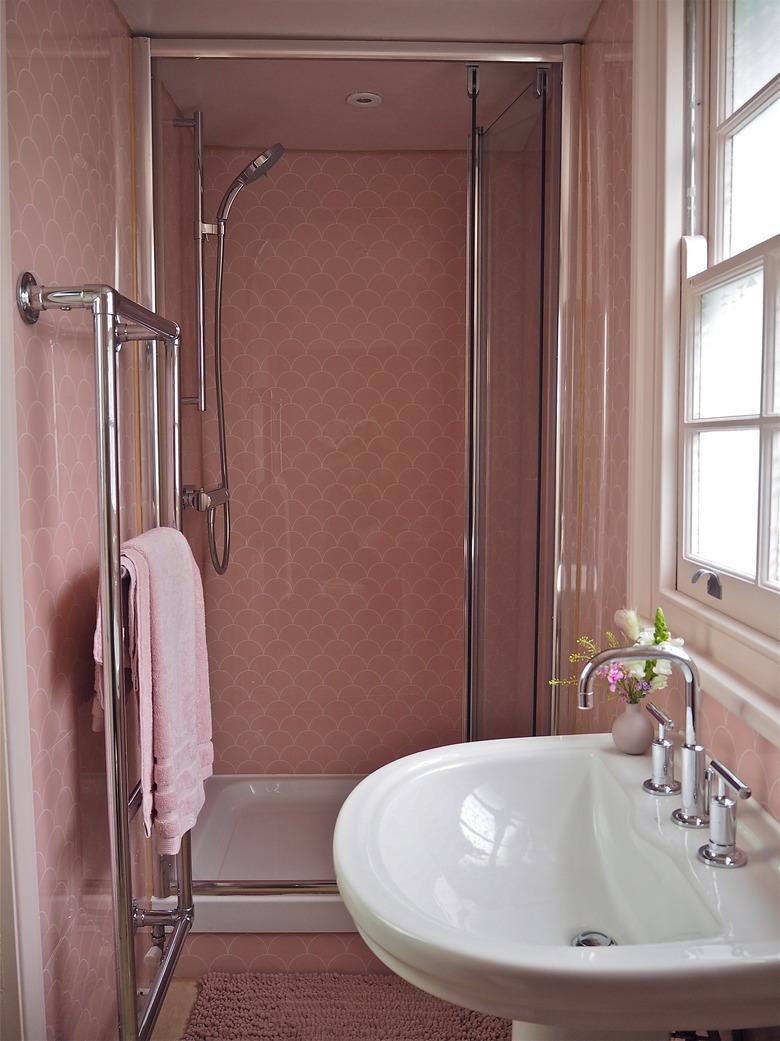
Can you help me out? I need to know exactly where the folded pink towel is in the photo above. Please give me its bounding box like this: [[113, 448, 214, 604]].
[[93, 527, 213, 854]]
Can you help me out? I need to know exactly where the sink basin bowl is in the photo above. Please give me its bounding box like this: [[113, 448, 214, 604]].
[[334, 734, 780, 1033]]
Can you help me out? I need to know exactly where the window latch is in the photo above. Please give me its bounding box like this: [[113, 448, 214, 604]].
[[692, 568, 723, 600]]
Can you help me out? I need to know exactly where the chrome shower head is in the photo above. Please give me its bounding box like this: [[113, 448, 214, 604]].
[[216, 143, 285, 221], [237, 143, 285, 185]]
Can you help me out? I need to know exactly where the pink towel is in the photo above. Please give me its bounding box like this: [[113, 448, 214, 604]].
[[93, 527, 213, 854]]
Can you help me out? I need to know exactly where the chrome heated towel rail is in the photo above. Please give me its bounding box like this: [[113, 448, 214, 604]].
[[16, 273, 188, 1041]]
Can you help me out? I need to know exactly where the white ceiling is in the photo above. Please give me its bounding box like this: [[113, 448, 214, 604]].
[[155, 58, 539, 151], [118, 0, 600, 44]]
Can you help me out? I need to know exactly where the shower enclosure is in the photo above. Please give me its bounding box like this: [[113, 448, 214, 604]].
[[146, 44, 568, 936]]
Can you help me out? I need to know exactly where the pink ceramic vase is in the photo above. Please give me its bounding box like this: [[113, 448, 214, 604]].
[[611, 701, 654, 755]]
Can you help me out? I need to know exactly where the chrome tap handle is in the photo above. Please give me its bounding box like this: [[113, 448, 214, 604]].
[[707, 758, 752, 800], [645, 701, 674, 733], [697, 758, 752, 869], [643, 701, 681, 797]]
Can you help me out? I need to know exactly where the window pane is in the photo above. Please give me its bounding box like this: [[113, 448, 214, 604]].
[[725, 97, 780, 258], [692, 269, 763, 418], [730, 0, 780, 113], [689, 428, 759, 578], [767, 430, 780, 589]]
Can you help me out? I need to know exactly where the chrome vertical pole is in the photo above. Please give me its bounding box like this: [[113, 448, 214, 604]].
[[148, 341, 162, 528], [170, 335, 182, 530], [464, 65, 482, 743], [94, 301, 139, 1041], [192, 112, 206, 412], [133, 38, 162, 533], [177, 110, 207, 411], [136, 332, 191, 1041]]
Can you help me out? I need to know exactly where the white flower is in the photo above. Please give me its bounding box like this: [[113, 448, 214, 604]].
[[653, 659, 673, 676], [614, 608, 641, 642], [651, 674, 668, 690], [636, 627, 655, 646], [627, 661, 647, 678], [660, 636, 685, 649]]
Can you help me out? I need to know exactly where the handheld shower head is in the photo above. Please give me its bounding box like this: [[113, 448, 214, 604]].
[[237, 143, 285, 185], [216, 143, 285, 221]]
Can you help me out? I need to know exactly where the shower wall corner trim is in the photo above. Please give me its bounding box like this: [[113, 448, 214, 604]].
[[550, 41, 583, 736]]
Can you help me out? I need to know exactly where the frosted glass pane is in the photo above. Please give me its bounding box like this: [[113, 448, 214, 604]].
[[693, 270, 763, 418], [730, 0, 780, 113], [726, 98, 780, 257], [689, 428, 759, 578], [768, 431, 780, 588]]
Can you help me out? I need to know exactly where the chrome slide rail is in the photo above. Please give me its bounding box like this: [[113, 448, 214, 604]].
[[16, 273, 189, 1041]]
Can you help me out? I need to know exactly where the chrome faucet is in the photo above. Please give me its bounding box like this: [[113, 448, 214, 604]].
[[577, 644, 709, 828]]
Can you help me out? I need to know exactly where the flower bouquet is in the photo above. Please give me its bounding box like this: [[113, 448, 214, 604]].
[[552, 606, 683, 754]]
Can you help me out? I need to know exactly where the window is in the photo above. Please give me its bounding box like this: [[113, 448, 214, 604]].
[[678, 0, 780, 639]]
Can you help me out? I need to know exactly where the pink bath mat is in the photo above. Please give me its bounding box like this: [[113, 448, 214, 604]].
[[183, 971, 512, 1041]]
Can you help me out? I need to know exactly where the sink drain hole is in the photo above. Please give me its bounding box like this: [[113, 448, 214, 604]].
[[571, 930, 618, 947]]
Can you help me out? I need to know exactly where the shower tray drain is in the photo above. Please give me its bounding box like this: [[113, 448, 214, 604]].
[[571, 930, 618, 947]]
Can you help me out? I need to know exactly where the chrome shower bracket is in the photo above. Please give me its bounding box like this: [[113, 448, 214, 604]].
[[182, 483, 230, 512]]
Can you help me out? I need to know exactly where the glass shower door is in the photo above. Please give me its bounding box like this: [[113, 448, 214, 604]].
[[468, 73, 560, 741]]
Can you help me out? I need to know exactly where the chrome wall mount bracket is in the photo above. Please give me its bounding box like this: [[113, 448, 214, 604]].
[[16, 271, 41, 323]]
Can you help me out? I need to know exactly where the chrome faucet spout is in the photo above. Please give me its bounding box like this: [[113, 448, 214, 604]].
[[577, 644, 700, 744], [576, 642, 708, 828]]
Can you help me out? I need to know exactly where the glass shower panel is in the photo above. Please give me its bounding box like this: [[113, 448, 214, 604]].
[[473, 85, 548, 740]]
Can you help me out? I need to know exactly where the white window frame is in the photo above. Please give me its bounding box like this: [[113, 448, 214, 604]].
[[677, 233, 780, 639], [628, 0, 780, 747]]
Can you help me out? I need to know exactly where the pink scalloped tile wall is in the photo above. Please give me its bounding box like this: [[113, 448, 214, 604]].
[[555, 0, 633, 740], [175, 932, 388, 978], [5, 0, 150, 1035], [190, 148, 467, 773]]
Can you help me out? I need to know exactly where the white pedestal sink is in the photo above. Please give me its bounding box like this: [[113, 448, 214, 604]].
[[334, 734, 780, 1037]]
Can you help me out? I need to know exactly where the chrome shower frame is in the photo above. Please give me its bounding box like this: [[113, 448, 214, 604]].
[[15, 275, 189, 1041], [139, 33, 580, 919]]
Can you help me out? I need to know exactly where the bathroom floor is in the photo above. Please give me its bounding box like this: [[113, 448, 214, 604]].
[[151, 980, 199, 1041]]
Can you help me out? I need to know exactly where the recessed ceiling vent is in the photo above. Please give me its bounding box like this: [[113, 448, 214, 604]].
[[346, 91, 382, 108]]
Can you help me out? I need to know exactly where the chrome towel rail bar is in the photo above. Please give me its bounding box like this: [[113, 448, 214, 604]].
[[16, 273, 187, 1041]]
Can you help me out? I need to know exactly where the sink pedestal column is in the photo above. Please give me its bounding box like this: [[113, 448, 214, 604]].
[[511, 1022, 669, 1041]]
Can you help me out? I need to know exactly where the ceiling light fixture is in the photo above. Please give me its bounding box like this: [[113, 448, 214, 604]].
[[346, 92, 382, 108]]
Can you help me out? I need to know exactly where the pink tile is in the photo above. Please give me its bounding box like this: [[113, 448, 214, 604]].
[[181, 148, 467, 775], [8, 0, 139, 1032]]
